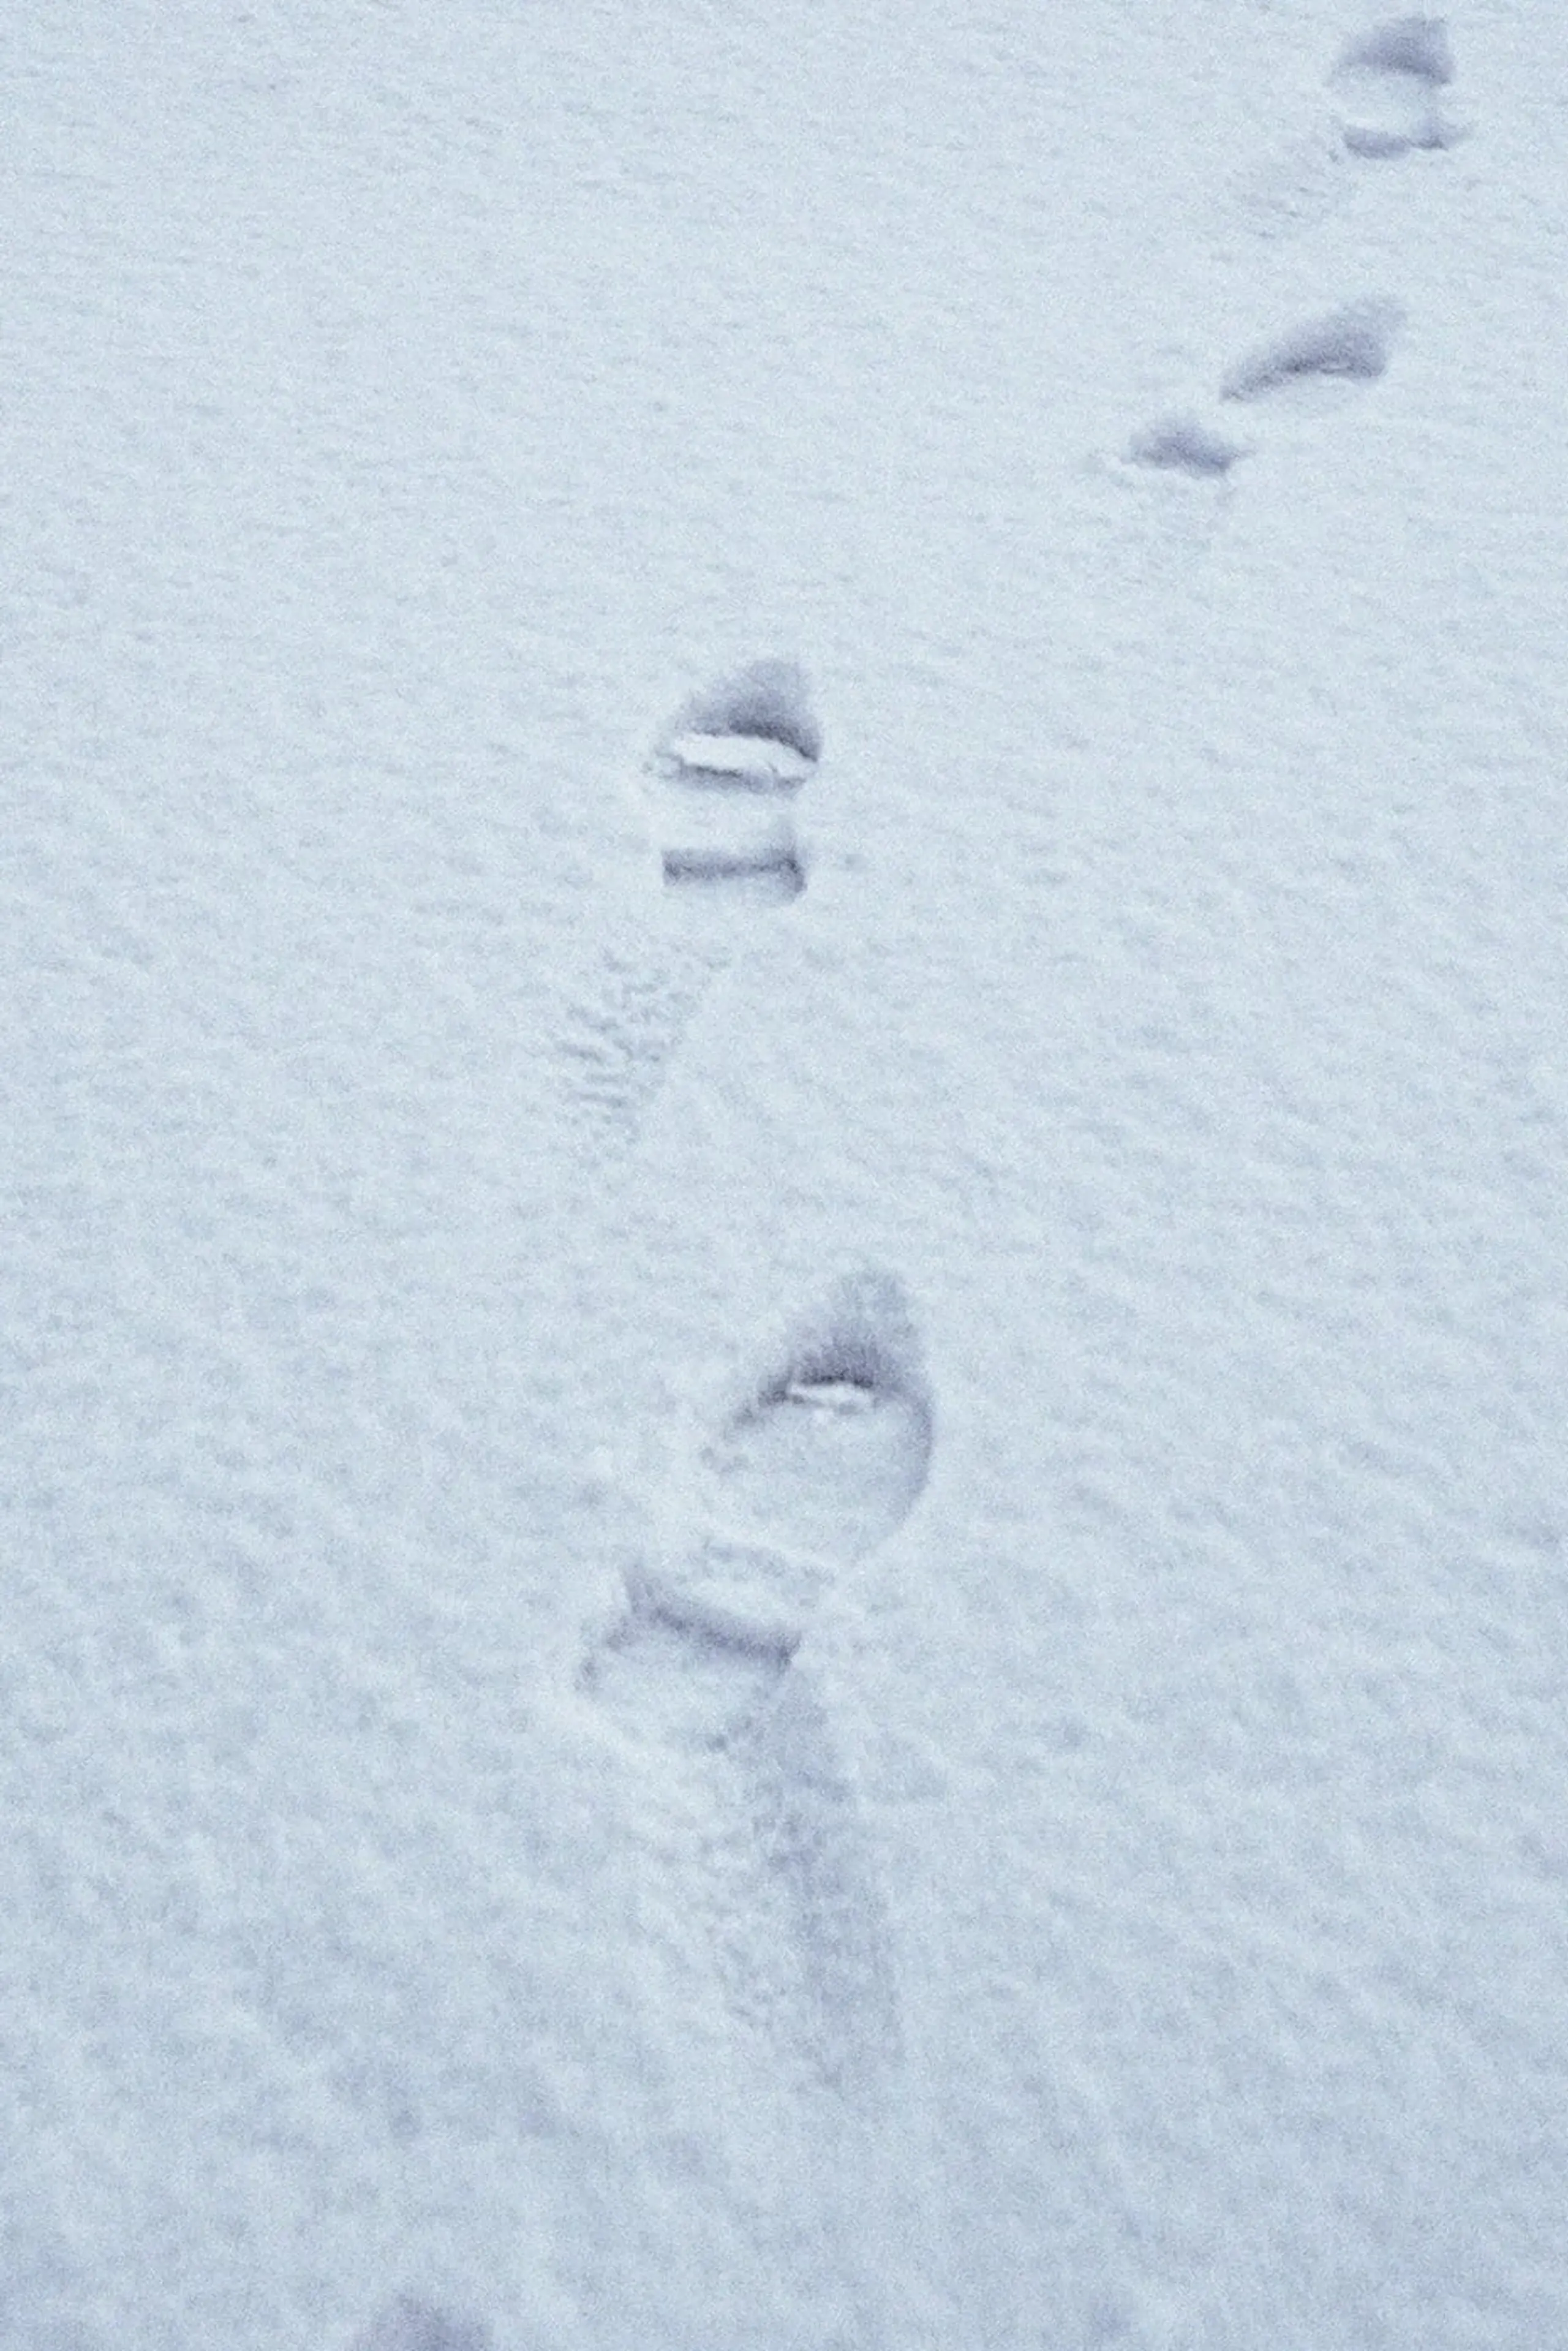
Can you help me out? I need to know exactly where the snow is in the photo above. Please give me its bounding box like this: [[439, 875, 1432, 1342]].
[[4, 2, 1567, 2346]]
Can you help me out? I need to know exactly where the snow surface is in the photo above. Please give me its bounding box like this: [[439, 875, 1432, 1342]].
[[5, 2, 1567, 2346]]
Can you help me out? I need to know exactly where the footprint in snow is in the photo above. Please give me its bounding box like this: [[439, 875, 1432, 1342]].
[[1218, 296, 1403, 410], [560, 660, 820, 1142], [591, 1269, 933, 1725], [1123, 412, 1251, 483], [1228, 13, 1464, 238], [582, 1269, 932, 2091], [1125, 298, 1403, 479], [1328, 15, 1462, 159], [650, 655, 818, 904]]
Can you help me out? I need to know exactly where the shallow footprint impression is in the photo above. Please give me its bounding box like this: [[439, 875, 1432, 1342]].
[[1125, 412, 1250, 480]]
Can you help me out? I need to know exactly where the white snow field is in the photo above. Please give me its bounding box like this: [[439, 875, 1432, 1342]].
[[4, 2, 1566, 2345]]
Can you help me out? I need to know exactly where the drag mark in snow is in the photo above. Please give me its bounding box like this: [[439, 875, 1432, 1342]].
[[582, 1270, 932, 2094], [1329, 17, 1460, 158], [1219, 298, 1403, 408], [732, 1672, 903, 2094]]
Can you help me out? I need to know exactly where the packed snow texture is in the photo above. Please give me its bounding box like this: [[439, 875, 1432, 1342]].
[[5, 2, 1567, 2347]]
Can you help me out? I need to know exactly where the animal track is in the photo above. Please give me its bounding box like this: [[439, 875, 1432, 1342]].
[[1328, 17, 1460, 158], [1219, 298, 1403, 407], [648, 658, 820, 904], [582, 1272, 931, 2094]]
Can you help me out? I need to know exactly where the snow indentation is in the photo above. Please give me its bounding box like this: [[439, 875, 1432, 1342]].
[[649, 659, 819, 904], [696, 1270, 933, 1579], [587, 1270, 932, 1734], [559, 659, 821, 1141], [1329, 17, 1460, 157], [732, 1674, 903, 2094], [581, 1272, 930, 2092], [579, 1600, 792, 1747], [557, 934, 717, 1140], [350, 2300, 491, 2351], [1220, 300, 1403, 407], [1126, 413, 1249, 480]]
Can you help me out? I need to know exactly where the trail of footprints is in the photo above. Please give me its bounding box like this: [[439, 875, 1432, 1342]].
[[1129, 14, 1463, 479], [581, 1270, 933, 2093], [560, 659, 820, 1140], [359, 17, 1473, 2341], [559, 0, 1468, 2200]]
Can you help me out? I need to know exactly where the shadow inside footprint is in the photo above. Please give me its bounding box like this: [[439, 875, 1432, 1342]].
[[650, 659, 820, 900], [669, 657, 824, 766], [1126, 413, 1248, 478], [699, 1271, 934, 1568], [1221, 298, 1403, 407], [1329, 16, 1458, 157], [584, 1272, 933, 1745], [661, 840, 807, 902], [351, 2300, 491, 2351], [731, 1669, 903, 2093], [581, 1601, 792, 1746]]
